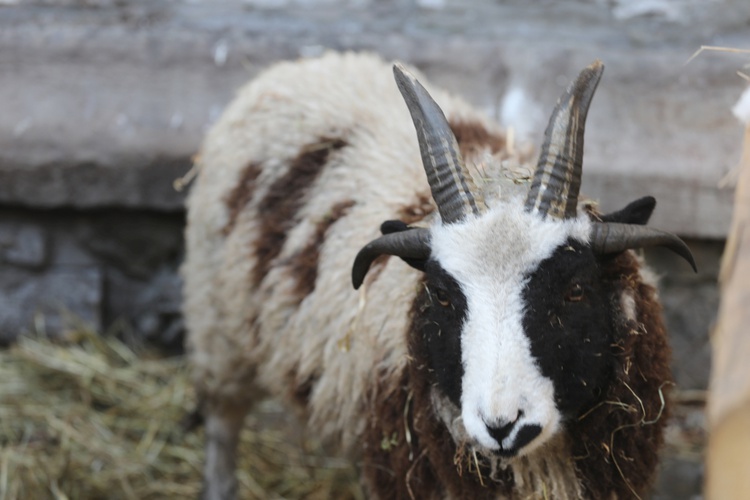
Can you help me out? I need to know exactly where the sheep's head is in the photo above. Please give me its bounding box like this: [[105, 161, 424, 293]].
[[352, 62, 695, 459]]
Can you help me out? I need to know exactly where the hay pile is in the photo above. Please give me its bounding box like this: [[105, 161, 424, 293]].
[[0, 331, 362, 500]]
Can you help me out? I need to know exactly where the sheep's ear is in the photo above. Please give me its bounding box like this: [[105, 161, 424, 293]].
[[380, 220, 411, 235], [600, 196, 656, 226], [379, 220, 428, 272]]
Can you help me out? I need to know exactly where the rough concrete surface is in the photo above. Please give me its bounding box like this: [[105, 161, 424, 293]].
[[1, 0, 749, 236]]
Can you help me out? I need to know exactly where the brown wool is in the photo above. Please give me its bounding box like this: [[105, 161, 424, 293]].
[[448, 119, 506, 158], [398, 192, 436, 225], [222, 162, 262, 235], [362, 371, 435, 500], [288, 199, 356, 300], [252, 137, 347, 287], [570, 251, 671, 500]]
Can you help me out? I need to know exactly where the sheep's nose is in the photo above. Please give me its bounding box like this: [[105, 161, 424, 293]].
[[486, 418, 517, 446]]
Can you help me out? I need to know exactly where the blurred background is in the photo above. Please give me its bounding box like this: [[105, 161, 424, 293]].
[[1, 0, 749, 498]]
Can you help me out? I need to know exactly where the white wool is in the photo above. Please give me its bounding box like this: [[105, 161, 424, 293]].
[[732, 86, 750, 126]]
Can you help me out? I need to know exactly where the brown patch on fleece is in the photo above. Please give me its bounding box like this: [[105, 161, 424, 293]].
[[398, 192, 435, 225], [222, 161, 262, 235], [570, 250, 672, 499], [361, 369, 435, 500], [252, 137, 347, 287], [362, 283, 514, 500], [448, 119, 506, 159], [288, 199, 356, 300]]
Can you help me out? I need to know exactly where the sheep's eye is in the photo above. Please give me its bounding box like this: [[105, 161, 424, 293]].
[[566, 284, 585, 302], [434, 287, 451, 307]]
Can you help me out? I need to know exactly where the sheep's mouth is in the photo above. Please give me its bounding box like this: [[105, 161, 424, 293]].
[[490, 446, 518, 459]]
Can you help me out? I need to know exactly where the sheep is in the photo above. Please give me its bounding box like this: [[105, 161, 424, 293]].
[[182, 51, 696, 500]]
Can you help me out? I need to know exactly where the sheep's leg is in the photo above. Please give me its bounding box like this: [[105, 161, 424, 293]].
[[202, 406, 247, 500]]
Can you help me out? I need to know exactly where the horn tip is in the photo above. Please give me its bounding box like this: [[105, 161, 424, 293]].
[[351, 245, 369, 289], [582, 60, 605, 81], [352, 274, 364, 290], [352, 245, 373, 290], [670, 234, 698, 273], [393, 63, 420, 102], [666, 235, 698, 273], [686, 251, 698, 273], [579, 60, 605, 89], [393, 63, 413, 85]]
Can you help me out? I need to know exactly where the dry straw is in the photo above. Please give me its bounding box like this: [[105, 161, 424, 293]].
[[0, 330, 362, 500]]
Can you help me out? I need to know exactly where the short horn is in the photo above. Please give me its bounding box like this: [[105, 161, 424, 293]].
[[393, 63, 483, 224], [525, 60, 604, 219], [591, 222, 697, 272], [352, 228, 431, 289]]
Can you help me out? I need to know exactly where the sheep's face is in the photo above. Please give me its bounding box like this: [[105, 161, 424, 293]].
[[418, 202, 615, 458]]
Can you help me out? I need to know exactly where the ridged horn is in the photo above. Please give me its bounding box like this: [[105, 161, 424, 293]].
[[525, 60, 604, 219], [352, 228, 431, 289], [591, 222, 697, 272], [393, 64, 483, 224]]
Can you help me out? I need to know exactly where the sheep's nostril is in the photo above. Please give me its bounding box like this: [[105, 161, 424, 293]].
[[486, 420, 515, 445], [485, 414, 542, 458], [512, 424, 542, 451], [485, 413, 520, 446]]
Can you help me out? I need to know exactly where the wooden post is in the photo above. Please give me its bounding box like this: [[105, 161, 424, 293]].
[[706, 87, 750, 498]]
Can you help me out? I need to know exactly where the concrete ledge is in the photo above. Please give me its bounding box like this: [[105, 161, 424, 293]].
[[1, 0, 748, 237]]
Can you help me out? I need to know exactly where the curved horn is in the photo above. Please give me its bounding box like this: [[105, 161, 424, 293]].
[[525, 60, 604, 219], [591, 222, 697, 272], [393, 64, 483, 224], [352, 228, 431, 289]]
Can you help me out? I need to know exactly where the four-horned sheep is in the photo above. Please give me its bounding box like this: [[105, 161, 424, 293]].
[[182, 51, 696, 500]]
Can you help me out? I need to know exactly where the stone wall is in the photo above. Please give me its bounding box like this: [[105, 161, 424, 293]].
[[0, 207, 185, 351]]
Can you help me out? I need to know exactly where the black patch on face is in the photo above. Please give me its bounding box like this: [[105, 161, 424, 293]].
[[413, 259, 468, 407], [521, 239, 616, 420]]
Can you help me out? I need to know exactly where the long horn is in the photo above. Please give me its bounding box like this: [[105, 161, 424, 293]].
[[393, 64, 483, 224], [591, 222, 697, 272], [352, 228, 431, 289], [525, 60, 604, 219]]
